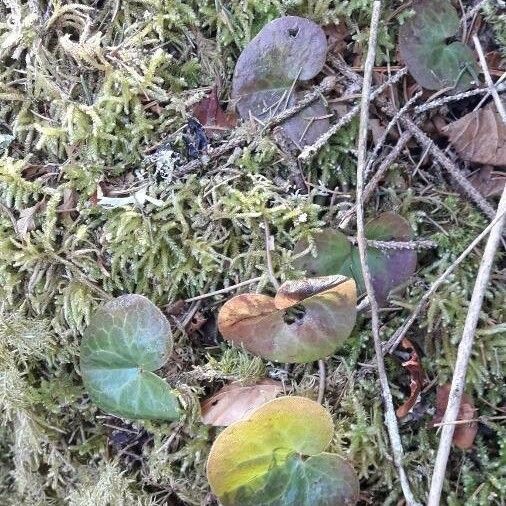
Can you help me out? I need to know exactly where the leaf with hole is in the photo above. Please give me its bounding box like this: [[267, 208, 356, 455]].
[[218, 275, 357, 363], [207, 396, 359, 506], [232, 16, 329, 147], [80, 294, 181, 421], [201, 379, 282, 426], [399, 0, 478, 91], [293, 212, 417, 303]]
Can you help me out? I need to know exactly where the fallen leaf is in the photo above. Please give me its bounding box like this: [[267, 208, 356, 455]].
[[16, 200, 46, 239], [192, 86, 237, 131], [396, 339, 426, 418], [323, 22, 348, 56], [201, 379, 282, 426], [57, 188, 78, 217], [399, 0, 477, 91], [232, 16, 330, 147], [468, 166, 506, 197], [432, 384, 478, 450], [442, 104, 506, 167], [218, 275, 357, 363]]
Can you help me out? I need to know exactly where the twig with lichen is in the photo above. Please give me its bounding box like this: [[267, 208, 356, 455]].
[[354, 3, 420, 505], [428, 184, 506, 506]]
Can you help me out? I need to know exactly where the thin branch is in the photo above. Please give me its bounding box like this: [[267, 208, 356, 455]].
[[428, 184, 506, 506], [354, 3, 420, 505], [298, 66, 408, 161], [338, 131, 412, 229], [317, 359, 326, 404], [348, 237, 437, 250], [414, 83, 505, 115], [184, 277, 263, 302], [263, 219, 280, 290], [472, 34, 506, 124], [384, 206, 506, 354]]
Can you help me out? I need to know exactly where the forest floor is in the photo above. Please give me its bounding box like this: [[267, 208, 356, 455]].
[[0, 0, 505, 505]]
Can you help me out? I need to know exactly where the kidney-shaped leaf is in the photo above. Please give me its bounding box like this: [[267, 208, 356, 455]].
[[399, 0, 477, 91], [218, 275, 357, 363], [232, 16, 329, 146], [293, 212, 417, 303], [80, 294, 181, 421], [207, 396, 359, 506]]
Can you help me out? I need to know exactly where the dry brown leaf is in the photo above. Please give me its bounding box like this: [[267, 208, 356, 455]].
[[16, 201, 46, 239], [442, 104, 506, 167], [192, 86, 236, 131], [468, 166, 506, 198], [432, 384, 478, 450], [396, 338, 426, 418], [323, 22, 348, 56], [201, 379, 283, 426]]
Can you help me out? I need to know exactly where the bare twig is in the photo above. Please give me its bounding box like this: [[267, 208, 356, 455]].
[[298, 67, 408, 161], [428, 184, 506, 506], [184, 276, 263, 302], [331, 58, 497, 220], [385, 207, 506, 353], [317, 359, 326, 404], [354, 4, 420, 505], [338, 131, 412, 229], [414, 83, 505, 115], [472, 34, 506, 124], [348, 237, 437, 250], [263, 219, 280, 290]]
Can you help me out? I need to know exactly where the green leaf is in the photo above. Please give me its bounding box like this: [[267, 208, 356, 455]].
[[293, 213, 417, 303], [217, 275, 357, 363], [207, 396, 359, 506], [399, 0, 478, 91], [80, 294, 181, 420], [232, 16, 329, 147]]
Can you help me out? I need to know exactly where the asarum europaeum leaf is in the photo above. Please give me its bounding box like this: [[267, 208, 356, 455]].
[[293, 212, 417, 303], [80, 294, 181, 421], [231, 16, 329, 147], [218, 275, 357, 363], [399, 0, 478, 91], [207, 396, 359, 506]]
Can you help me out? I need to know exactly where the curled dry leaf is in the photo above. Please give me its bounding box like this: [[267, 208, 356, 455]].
[[201, 379, 282, 426], [16, 200, 46, 239], [399, 0, 477, 91], [192, 86, 237, 131], [207, 396, 359, 506], [395, 339, 426, 418], [432, 384, 478, 450], [218, 275, 357, 363], [293, 212, 417, 303], [442, 104, 506, 167], [232, 16, 330, 147]]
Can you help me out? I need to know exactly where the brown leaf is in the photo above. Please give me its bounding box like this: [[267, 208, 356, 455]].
[[192, 86, 236, 131], [16, 201, 46, 239], [396, 339, 426, 418], [323, 22, 348, 56], [432, 384, 478, 450], [442, 104, 506, 166], [201, 379, 282, 426], [468, 166, 506, 198], [57, 188, 78, 217]]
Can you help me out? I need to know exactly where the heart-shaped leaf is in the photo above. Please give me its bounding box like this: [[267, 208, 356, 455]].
[[399, 0, 477, 91], [232, 16, 329, 147], [293, 212, 417, 303], [218, 275, 357, 363], [80, 294, 181, 421], [207, 396, 359, 506]]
